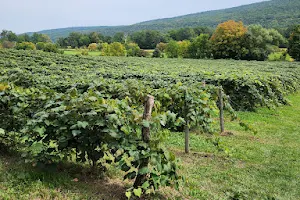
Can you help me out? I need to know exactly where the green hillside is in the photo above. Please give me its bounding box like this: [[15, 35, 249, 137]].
[[29, 0, 300, 41]]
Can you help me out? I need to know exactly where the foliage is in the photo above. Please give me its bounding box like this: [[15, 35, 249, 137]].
[[126, 43, 140, 57], [56, 32, 110, 49], [1, 49, 299, 111], [178, 40, 191, 58], [88, 43, 98, 51], [211, 20, 248, 59], [1, 30, 51, 44], [268, 52, 293, 62], [112, 32, 126, 43], [242, 25, 287, 61], [36, 42, 61, 54], [288, 25, 300, 61], [16, 42, 36, 50], [156, 42, 167, 52], [130, 30, 166, 49], [152, 48, 162, 58], [30, 33, 52, 43], [101, 42, 126, 56], [188, 34, 212, 59], [1, 41, 16, 49], [137, 50, 151, 57], [0, 30, 18, 42], [165, 40, 179, 58], [36, 42, 45, 50]]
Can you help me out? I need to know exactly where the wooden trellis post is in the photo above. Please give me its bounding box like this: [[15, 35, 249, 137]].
[[219, 87, 225, 133], [134, 95, 154, 187]]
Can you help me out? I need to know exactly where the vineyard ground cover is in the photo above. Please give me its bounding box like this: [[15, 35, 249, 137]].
[[1, 93, 300, 199]]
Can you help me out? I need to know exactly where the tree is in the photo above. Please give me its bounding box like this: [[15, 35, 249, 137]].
[[100, 43, 110, 56], [130, 30, 166, 49], [113, 32, 126, 43], [188, 34, 212, 59], [31, 33, 52, 43], [100, 42, 126, 56], [211, 20, 248, 59], [126, 43, 140, 57], [288, 25, 300, 61], [89, 32, 101, 43], [168, 28, 196, 41], [178, 40, 191, 58], [67, 32, 81, 48], [79, 35, 91, 47], [109, 42, 126, 56], [17, 34, 31, 42], [165, 40, 179, 58], [242, 25, 287, 61], [0, 30, 18, 42]]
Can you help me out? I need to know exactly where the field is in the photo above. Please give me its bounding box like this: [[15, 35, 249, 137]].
[[1, 49, 300, 199]]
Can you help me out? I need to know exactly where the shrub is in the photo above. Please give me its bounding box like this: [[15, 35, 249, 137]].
[[100, 42, 126, 56], [43, 43, 60, 53], [138, 49, 150, 57], [156, 42, 167, 52], [81, 49, 89, 56], [16, 42, 36, 50], [165, 40, 179, 58], [152, 48, 162, 58], [288, 25, 300, 61], [36, 42, 46, 50], [1, 41, 16, 49], [126, 43, 140, 57], [88, 43, 98, 51], [268, 52, 293, 62]]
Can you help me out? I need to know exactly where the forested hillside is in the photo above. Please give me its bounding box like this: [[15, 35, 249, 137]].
[[28, 0, 300, 41]]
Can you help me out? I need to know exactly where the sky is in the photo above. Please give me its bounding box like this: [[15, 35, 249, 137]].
[[0, 0, 266, 34]]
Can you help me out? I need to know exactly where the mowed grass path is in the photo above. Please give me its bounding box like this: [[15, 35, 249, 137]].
[[166, 93, 300, 199], [1, 93, 300, 199]]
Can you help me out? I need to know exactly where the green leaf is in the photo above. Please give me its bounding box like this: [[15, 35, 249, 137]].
[[138, 167, 149, 175], [77, 121, 89, 129], [88, 96, 98, 102], [0, 128, 5, 135], [142, 181, 150, 189], [72, 130, 81, 137], [33, 126, 46, 136], [133, 188, 142, 198], [125, 191, 131, 199], [30, 142, 44, 154], [109, 131, 120, 138], [142, 120, 150, 128]]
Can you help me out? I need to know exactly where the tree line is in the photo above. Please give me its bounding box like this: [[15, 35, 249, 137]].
[[1, 21, 300, 61], [0, 30, 62, 53]]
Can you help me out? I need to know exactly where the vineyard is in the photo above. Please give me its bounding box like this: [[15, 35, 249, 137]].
[[1, 49, 300, 199]]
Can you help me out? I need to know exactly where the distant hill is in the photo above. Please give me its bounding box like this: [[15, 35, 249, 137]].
[[28, 0, 300, 41]]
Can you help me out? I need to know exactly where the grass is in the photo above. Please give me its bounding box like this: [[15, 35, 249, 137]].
[[166, 93, 300, 199], [1, 93, 300, 199]]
